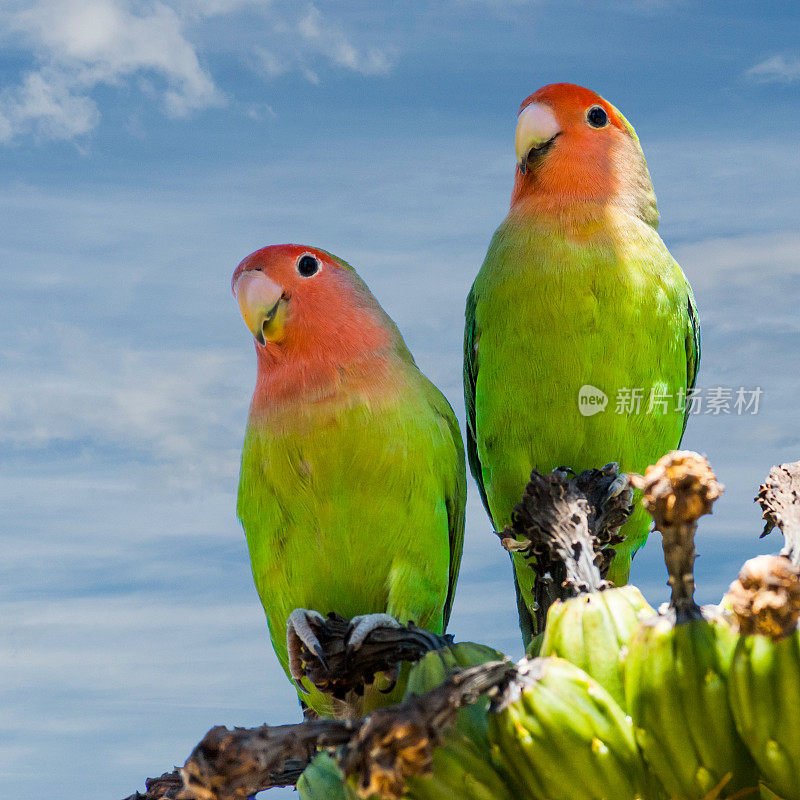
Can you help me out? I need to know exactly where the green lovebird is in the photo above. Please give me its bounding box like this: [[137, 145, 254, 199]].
[[464, 83, 700, 644], [233, 244, 466, 716]]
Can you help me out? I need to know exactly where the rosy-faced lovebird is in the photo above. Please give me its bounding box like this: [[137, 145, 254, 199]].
[[233, 244, 466, 716], [464, 84, 700, 644]]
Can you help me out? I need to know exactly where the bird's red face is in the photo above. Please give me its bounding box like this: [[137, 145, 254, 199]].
[[511, 83, 645, 211], [231, 244, 389, 363], [232, 244, 328, 347]]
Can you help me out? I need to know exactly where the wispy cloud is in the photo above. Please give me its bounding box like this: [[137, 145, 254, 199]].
[[0, 0, 222, 143], [0, 0, 397, 144], [0, 332, 249, 494], [251, 3, 396, 85], [297, 4, 394, 77], [0, 68, 100, 142], [746, 54, 800, 83]]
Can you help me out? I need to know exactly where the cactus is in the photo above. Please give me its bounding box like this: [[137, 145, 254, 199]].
[[488, 657, 647, 800], [624, 451, 758, 799], [725, 461, 800, 800], [404, 641, 504, 747], [541, 584, 654, 709], [297, 752, 358, 800], [500, 463, 652, 708]]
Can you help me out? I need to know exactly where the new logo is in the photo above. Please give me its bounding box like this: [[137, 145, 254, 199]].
[[577, 385, 608, 417]]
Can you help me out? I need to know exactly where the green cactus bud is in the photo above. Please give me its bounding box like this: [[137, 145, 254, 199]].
[[625, 452, 758, 798], [726, 553, 800, 800], [404, 641, 504, 748], [405, 731, 515, 800], [298, 752, 359, 800], [541, 584, 654, 709], [405, 642, 504, 695], [761, 783, 792, 800], [489, 657, 647, 800], [625, 607, 758, 798]]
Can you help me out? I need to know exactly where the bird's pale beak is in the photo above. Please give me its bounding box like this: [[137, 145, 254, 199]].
[[515, 102, 561, 174], [234, 270, 286, 345]]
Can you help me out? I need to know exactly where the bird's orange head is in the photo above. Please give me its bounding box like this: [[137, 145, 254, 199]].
[[511, 83, 658, 226], [232, 245, 398, 404]]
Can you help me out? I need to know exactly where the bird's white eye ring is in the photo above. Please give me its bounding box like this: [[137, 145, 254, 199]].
[[586, 105, 609, 128], [296, 254, 320, 277]]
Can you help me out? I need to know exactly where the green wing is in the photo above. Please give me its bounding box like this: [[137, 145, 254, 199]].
[[421, 377, 467, 631], [464, 286, 536, 642], [463, 287, 492, 517], [681, 289, 701, 441]]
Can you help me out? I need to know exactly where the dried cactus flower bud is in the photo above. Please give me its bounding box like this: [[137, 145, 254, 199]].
[[726, 554, 800, 640], [631, 450, 723, 529], [755, 461, 800, 567], [632, 451, 723, 620]]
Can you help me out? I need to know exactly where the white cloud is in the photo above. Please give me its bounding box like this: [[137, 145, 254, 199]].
[[297, 4, 394, 76], [674, 232, 800, 294], [249, 3, 396, 85], [0, 68, 99, 142], [746, 54, 800, 83], [253, 47, 290, 79], [0, 0, 397, 144], [0, 0, 222, 143], [0, 332, 249, 493]]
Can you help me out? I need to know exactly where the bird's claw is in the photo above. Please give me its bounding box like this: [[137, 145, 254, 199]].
[[346, 613, 403, 651], [346, 613, 404, 694], [604, 474, 630, 502], [286, 608, 327, 688]]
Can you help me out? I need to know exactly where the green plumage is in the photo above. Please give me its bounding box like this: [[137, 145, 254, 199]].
[[465, 203, 699, 643], [238, 296, 465, 716]]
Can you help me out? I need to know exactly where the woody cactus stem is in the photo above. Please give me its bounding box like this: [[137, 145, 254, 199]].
[[573, 463, 635, 571], [177, 658, 516, 800], [339, 660, 517, 799], [632, 451, 723, 622], [756, 461, 800, 566], [181, 719, 358, 800], [122, 771, 184, 800], [727, 459, 800, 640]]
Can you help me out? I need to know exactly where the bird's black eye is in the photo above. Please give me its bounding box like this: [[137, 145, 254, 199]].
[[296, 254, 319, 277], [586, 105, 608, 128]]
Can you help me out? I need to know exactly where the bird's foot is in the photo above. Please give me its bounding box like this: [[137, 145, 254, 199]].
[[286, 608, 327, 690], [346, 613, 404, 694], [603, 474, 630, 502], [346, 613, 403, 650]]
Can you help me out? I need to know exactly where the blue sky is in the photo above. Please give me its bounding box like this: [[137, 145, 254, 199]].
[[1, 1, 799, 798]]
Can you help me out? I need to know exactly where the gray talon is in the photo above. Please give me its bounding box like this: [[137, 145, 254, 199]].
[[604, 475, 629, 501], [347, 613, 403, 651], [286, 608, 326, 684]]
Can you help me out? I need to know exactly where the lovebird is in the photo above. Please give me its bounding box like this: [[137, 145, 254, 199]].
[[464, 84, 700, 644], [233, 244, 466, 716]]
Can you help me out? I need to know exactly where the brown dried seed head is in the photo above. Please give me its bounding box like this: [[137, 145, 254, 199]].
[[756, 461, 800, 566], [631, 451, 723, 528], [725, 554, 800, 640]]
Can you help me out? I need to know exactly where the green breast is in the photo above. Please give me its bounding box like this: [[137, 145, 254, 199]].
[[237, 373, 457, 687], [472, 213, 691, 532]]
